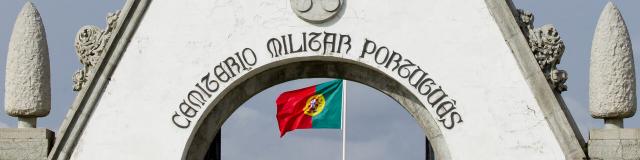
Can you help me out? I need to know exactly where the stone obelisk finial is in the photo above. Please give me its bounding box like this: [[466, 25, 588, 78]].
[[4, 2, 51, 128], [589, 2, 635, 129]]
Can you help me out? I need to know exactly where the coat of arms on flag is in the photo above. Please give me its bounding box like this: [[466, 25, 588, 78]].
[[275, 79, 343, 137]]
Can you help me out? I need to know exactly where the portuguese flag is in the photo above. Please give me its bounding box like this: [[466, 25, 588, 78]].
[[276, 79, 343, 137]]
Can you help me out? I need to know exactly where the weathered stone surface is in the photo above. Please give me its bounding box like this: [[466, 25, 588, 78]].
[[517, 9, 568, 93], [622, 140, 640, 159], [588, 139, 622, 160], [0, 128, 54, 160], [589, 2, 636, 119], [590, 128, 640, 140], [73, 11, 120, 91], [589, 128, 640, 159], [4, 2, 51, 117]]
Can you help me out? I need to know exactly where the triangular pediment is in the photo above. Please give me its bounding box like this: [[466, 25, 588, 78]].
[[49, 0, 586, 159]]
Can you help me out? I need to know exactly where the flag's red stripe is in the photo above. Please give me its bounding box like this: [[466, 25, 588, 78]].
[[276, 85, 316, 137]]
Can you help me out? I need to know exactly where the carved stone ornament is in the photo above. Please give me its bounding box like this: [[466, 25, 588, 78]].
[[5, 2, 51, 117], [517, 9, 568, 93], [589, 2, 636, 119], [290, 0, 343, 23], [73, 11, 120, 91]]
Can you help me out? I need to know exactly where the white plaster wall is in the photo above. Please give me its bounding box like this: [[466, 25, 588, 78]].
[[71, 0, 565, 159]]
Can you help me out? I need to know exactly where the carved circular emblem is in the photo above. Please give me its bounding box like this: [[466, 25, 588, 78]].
[[290, 0, 343, 24], [303, 94, 326, 116]]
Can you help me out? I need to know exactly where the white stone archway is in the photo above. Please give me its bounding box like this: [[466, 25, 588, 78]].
[[184, 58, 451, 159], [48, 0, 587, 159]]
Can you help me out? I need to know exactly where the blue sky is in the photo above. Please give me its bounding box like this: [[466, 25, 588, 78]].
[[0, 1, 639, 159]]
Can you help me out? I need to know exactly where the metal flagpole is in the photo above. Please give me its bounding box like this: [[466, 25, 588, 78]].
[[342, 79, 347, 160]]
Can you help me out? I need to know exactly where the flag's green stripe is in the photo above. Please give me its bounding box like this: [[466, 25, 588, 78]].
[[311, 79, 342, 128]]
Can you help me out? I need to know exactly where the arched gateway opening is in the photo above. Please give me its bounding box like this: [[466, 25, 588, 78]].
[[218, 78, 432, 159], [184, 58, 448, 159]]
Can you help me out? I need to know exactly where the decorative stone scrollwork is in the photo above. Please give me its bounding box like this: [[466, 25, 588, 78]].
[[73, 11, 120, 91], [517, 9, 568, 93]]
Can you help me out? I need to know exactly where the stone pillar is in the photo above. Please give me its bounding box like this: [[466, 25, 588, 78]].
[[0, 2, 55, 160], [589, 1, 635, 128], [4, 1, 51, 128], [0, 128, 54, 159], [588, 2, 640, 159], [589, 128, 640, 159]]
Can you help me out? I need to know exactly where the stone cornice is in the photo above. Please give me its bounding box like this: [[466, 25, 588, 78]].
[[484, 0, 586, 158], [48, 0, 151, 159]]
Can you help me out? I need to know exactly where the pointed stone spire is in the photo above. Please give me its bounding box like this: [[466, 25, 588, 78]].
[[589, 2, 635, 129], [4, 2, 51, 128]]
